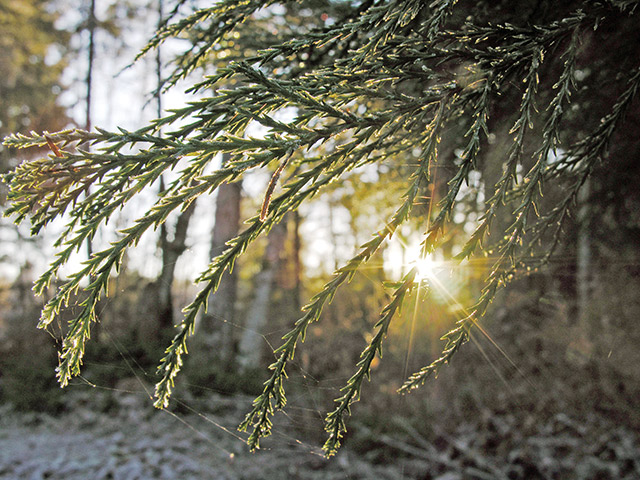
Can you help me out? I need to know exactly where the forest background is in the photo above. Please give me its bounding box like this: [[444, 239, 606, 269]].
[[1, 1, 640, 478]]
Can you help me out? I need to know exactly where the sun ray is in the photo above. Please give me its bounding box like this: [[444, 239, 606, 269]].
[[402, 277, 427, 380], [404, 249, 537, 388], [467, 328, 513, 391]]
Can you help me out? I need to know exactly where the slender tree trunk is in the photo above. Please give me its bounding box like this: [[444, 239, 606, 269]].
[[155, 199, 197, 339], [155, 0, 163, 120], [238, 217, 288, 371], [292, 210, 302, 311], [85, 0, 96, 260], [83, 0, 97, 339], [575, 178, 593, 357], [152, 0, 184, 343], [197, 152, 242, 365], [327, 196, 340, 271], [85, 0, 95, 134]]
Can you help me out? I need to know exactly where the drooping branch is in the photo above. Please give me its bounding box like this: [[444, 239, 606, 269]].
[[3, 0, 639, 457]]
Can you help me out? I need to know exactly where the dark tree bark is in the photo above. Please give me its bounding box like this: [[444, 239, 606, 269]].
[[85, 0, 96, 260], [238, 217, 288, 370], [197, 153, 242, 365], [155, 199, 197, 340]]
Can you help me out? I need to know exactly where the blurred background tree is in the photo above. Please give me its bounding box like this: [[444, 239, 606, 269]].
[[0, 0, 70, 235], [0, 0, 71, 412]]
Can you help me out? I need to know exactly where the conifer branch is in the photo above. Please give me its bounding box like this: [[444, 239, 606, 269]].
[[324, 270, 416, 456], [3, 0, 639, 457], [238, 99, 448, 449]]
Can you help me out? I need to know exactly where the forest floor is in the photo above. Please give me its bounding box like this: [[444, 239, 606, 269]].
[[0, 388, 405, 480], [1, 386, 639, 480]]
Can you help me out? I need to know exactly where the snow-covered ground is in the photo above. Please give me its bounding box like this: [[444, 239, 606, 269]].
[[0, 391, 402, 480], [1, 388, 639, 479]]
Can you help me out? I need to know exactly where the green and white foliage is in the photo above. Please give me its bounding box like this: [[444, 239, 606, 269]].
[[3, 0, 640, 455]]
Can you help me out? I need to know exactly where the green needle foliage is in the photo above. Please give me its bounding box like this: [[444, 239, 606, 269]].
[[3, 0, 640, 455]]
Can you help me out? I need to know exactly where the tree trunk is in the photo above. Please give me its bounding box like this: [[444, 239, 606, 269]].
[[575, 178, 593, 358], [155, 198, 197, 340], [292, 210, 302, 311], [153, 5, 187, 346], [85, 0, 95, 135], [237, 217, 288, 371], [197, 153, 242, 365], [85, 0, 96, 260], [84, 0, 97, 336], [155, 0, 163, 120]]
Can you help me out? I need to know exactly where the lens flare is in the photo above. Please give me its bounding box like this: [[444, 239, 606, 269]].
[[414, 255, 440, 282]]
